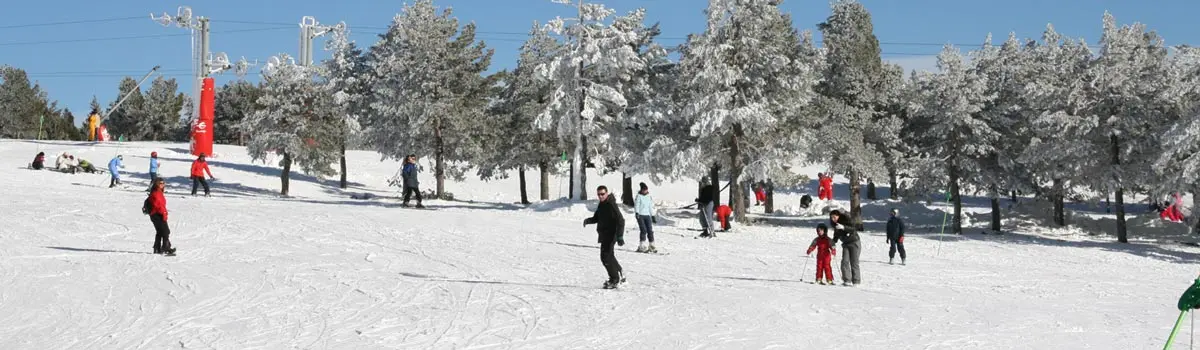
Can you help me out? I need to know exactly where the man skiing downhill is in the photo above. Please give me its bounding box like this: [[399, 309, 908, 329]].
[[634, 182, 657, 253], [107, 155, 125, 188], [401, 154, 424, 208], [886, 208, 907, 265], [807, 223, 836, 285], [584, 185, 626, 289], [830, 210, 861, 286], [190, 154, 215, 196]]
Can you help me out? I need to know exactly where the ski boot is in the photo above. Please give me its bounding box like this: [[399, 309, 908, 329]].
[[889, 258, 894, 265], [603, 280, 616, 289], [818, 280, 826, 285], [636, 243, 647, 253], [415, 203, 425, 209], [826, 279, 835, 285], [647, 244, 657, 253], [901, 259, 906, 266]]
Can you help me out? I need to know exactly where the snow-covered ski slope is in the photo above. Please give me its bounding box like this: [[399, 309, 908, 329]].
[[1, 139, 1196, 349]]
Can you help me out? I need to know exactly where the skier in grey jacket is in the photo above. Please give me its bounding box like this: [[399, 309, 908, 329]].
[[401, 154, 424, 208]]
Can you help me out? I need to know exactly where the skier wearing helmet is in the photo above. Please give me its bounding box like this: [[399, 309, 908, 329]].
[[146, 151, 160, 192]]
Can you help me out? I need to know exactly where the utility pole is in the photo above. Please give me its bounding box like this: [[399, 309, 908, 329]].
[[298, 16, 345, 67], [151, 6, 245, 117]]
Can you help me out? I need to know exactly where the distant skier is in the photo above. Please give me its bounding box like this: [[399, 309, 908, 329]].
[[583, 185, 626, 289], [818, 173, 834, 201], [190, 154, 215, 196], [107, 155, 125, 188], [145, 178, 175, 255], [806, 223, 836, 285], [634, 182, 657, 253], [401, 154, 424, 208], [31, 152, 45, 170], [146, 151, 160, 192], [886, 208, 907, 265], [696, 182, 716, 238], [78, 158, 97, 173], [830, 209, 861, 286], [754, 183, 767, 206]]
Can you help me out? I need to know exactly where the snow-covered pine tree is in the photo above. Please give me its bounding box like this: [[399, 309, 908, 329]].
[[1017, 24, 1094, 227], [816, 0, 890, 229], [907, 45, 995, 234], [968, 33, 1036, 232], [476, 23, 563, 203], [535, 3, 660, 201], [871, 62, 907, 201], [240, 54, 341, 196], [1153, 47, 1200, 231], [364, 0, 495, 198], [673, 0, 819, 222], [174, 95, 194, 142], [1085, 12, 1174, 243], [138, 76, 183, 141], [322, 27, 367, 189]]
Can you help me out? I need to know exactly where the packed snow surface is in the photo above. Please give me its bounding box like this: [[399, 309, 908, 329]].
[[1, 140, 1196, 349]]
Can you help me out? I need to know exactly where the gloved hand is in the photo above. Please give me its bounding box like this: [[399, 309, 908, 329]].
[[652, 217, 657, 224], [583, 220, 588, 227], [899, 236, 904, 243], [835, 224, 845, 230], [617, 239, 625, 246]]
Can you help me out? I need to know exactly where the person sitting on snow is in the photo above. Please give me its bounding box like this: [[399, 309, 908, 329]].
[[55, 152, 70, 170], [800, 194, 813, 209], [31, 152, 45, 170], [78, 158, 98, 174]]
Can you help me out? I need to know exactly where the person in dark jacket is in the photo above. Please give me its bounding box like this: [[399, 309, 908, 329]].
[[830, 210, 861, 286], [584, 186, 626, 289], [401, 154, 423, 208], [31, 152, 45, 170], [886, 208, 907, 265], [696, 183, 716, 238], [147, 178, 176, 255]]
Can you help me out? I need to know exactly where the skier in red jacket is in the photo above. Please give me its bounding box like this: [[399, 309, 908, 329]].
[[715, 204, 733, 231], [818, 173, 834, 201], [146, 178, 175, 255], [190, 154, 216, 196], [806, 223, 836, 285]]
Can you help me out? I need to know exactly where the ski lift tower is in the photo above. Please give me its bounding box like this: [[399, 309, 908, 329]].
[[150, 6, 235, 118], [298, 16, 346, 67]]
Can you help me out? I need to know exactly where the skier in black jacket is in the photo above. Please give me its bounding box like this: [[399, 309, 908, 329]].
[[886, 208, 907, 265], [830, 210, 861, 286], [584, 186, 626, 289], [696, 183, 716, 238]]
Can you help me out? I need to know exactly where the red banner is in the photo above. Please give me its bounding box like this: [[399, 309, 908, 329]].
[[191, 77, 216, 156]]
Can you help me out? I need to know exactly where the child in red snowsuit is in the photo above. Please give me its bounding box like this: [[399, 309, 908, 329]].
[[818, 173, 834, 200], [754, 184, 767, 206], [807, 223, 836, 285], [715, 204, 733, 231]]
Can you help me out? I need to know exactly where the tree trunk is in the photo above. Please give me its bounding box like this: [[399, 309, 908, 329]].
[[990, 186, 1001, 232], [1112, 133, 1127, 243], [1010, 190, 1017, 203], [867, 179, 877, 200], [710, 165, 721, 208], [888, 168, 898, 200], [850, 170, 863, 231], [539, 161, 550, 201], [339, 140, 347, 189], [434, 117, 446, 199], [764, 180, 775, 214], [518, 166, 530, 205], [621, 174, 634, 207], [281, 152, 292, 196], [950, 165, 962, 234], [730, 124, 747, 223], [580, 136, 588, 201], [1053, 178, 1065, 226], [568, 153, 575, 200], [1190, 186, 1200, 233]]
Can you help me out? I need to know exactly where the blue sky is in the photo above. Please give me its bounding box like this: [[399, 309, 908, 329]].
[[1, 0, 1197, 118]]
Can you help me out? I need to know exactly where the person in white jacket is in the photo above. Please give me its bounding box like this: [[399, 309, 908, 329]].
[[634, 182, 658, 253]]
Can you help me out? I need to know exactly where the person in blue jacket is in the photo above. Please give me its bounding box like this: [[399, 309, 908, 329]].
[[634, 182, 658, 253], [108, 155, 125, 188], [145, 151, 160, 192]]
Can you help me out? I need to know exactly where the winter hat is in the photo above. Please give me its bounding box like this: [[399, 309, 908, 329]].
[[639, 182, 648, 191], [817, 223, 829, 234], [891, 208, 899, 216], [151, 151, 157, 157]]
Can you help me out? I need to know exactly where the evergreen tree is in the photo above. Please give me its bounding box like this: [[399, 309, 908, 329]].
[[322, 28, 368, 189], [241, 54, 341, 196], [673, 0, 819, 222], [105, 77, 146, 140], [365, 0, 496, 198], [907, 45, 995, 234], [214, 81, 262, 145], [816, 0, 890, 229], [138, 76, 183, 141]]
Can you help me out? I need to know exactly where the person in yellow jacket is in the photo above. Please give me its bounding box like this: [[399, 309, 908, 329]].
[[87, 110, 100, 141]]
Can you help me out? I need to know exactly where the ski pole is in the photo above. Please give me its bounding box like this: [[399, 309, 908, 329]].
[[1164, 310, 1188, 350], [800, 255, 811, 282]]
